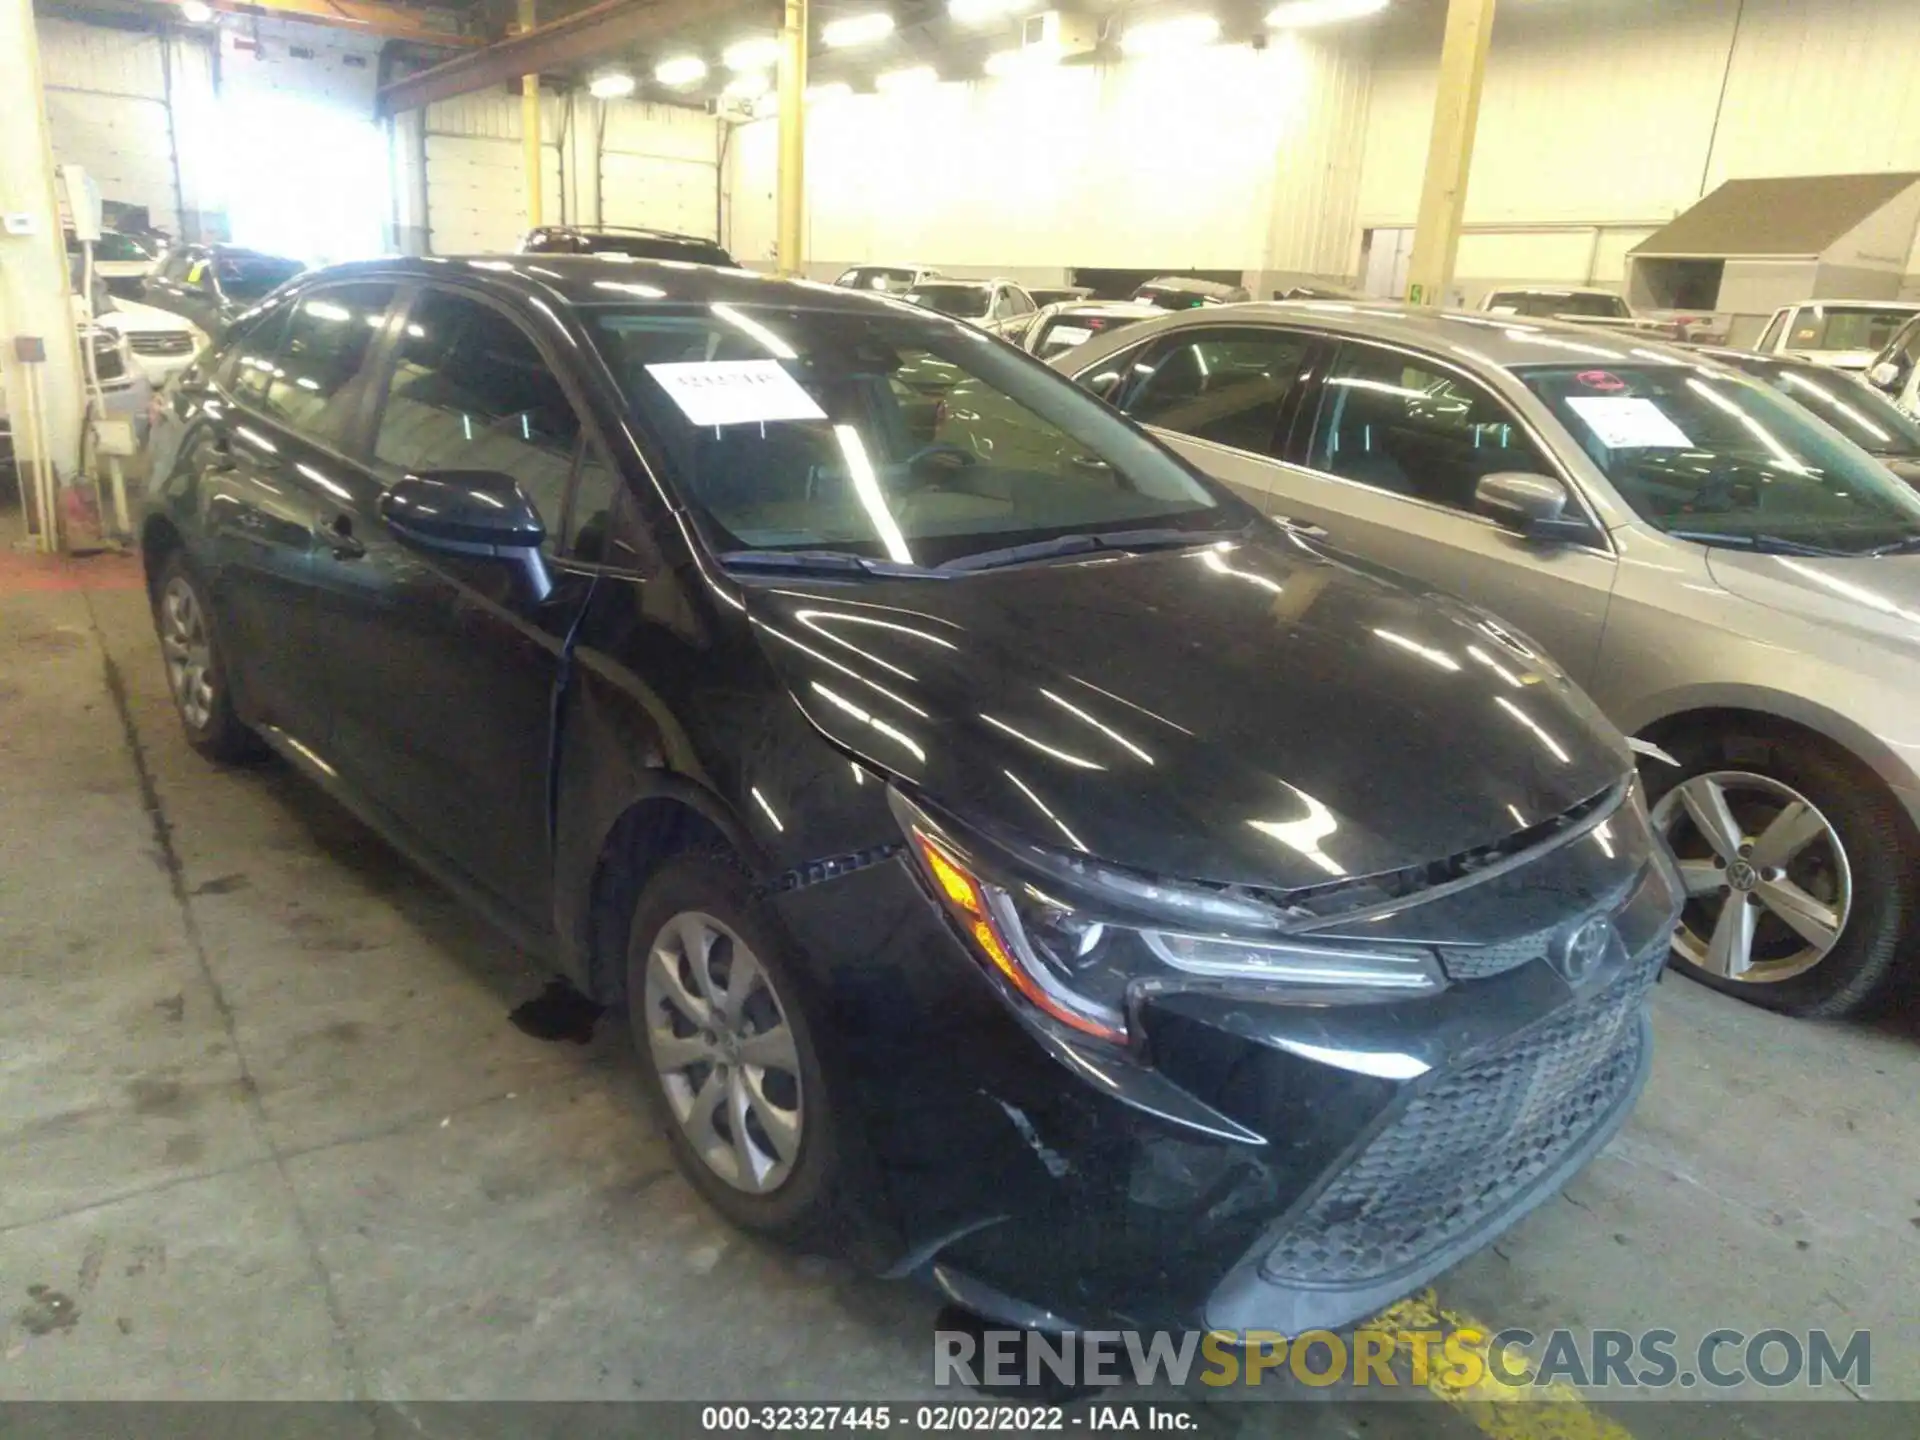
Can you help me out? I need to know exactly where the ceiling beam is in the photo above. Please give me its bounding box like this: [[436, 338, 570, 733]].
[[213, 0, 476, 47], [377, 0, 766, 115]]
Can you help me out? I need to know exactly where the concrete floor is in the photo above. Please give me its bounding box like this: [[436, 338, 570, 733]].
[[2, 544, 1916, 1437]]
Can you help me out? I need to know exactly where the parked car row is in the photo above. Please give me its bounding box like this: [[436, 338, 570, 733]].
[[137, 255, 1684, 1347]]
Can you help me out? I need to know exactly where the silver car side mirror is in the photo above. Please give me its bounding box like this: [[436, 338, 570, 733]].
[[1868, 360, 1903, 393], [1474, 470, 1588, 541]]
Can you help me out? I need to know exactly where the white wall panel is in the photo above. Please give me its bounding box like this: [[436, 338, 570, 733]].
[[600, 100, 719, 239], [424, 134, 561, 253]]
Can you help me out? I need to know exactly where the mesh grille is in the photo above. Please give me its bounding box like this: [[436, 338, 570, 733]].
[[1434, 923, 1558, 982], [1261, 946, 1658, 1287], [129, 332, 194, 355]]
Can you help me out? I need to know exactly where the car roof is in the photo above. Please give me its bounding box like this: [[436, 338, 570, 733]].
[[1785, 299, 1920, 312], [1052, 301, 1160, 319], [289, 254, 940, 316], [1095, 299, 1709, 371], [1138, 276, 1241, 295], [1486, 285, 1612, 296]]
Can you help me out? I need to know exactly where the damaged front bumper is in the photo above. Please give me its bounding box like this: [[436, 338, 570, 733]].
[[769, 786, 1680, 1335]]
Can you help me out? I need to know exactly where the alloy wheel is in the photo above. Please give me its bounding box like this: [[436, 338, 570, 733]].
[[159, 576, 215, 732], [642, 910, 804, 1194], [1652, 770, 1852, 984]]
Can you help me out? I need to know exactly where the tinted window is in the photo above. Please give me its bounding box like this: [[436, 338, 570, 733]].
[[1757, 311, 1789, 352], [1517, 363, 1920, 553], [1074, 341, 1152, 403], [216, 253, 303, 303], [374, 291, 580, 536], [257, 285, 395, 442], [585, 305, 1238, 567], [1310, 343, 1556, 512], [220, 301, 293, 405], [905, 284, 992, 319], [92, 232, 153, 264], [1122, 329, 1312, 455]]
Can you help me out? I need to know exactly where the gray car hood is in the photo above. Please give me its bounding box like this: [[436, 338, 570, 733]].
[[1706, 549, 1920, 654]]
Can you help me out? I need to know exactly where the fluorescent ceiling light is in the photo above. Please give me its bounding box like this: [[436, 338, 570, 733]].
[[821, 13, 895, 48], [1266, 0, 1391, 27], [654, 54, 707, 86], [723, 70, 771, 98], [875, 64, 938, 91], [1121, 14, 1222, 54], [949, 0, 1020, 22], [806, 81, 853, 102], [588, 71, 636, 98], [723, 35, 781, 71], [180, 0, 214, 20]]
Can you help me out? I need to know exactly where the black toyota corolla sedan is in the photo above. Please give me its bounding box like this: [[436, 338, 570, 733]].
[[141, 258, 1681, 1336]]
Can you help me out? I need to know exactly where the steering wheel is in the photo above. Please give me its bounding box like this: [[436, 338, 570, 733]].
[[904, 443, 979, 475]]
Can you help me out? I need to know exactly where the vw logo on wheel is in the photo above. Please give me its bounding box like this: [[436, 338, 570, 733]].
[[1554, 916, 1616, 984]]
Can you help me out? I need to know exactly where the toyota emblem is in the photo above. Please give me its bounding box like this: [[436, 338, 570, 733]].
[[1555, 917, 1615, 983]]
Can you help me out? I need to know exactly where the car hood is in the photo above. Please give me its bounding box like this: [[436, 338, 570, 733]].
[[97, 299, 200, 337], [747, 534, 1629, 891], [1706, 549, 1920, 654]]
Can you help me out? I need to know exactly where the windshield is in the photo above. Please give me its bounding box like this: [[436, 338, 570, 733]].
[[584, 303, 1241, 567], [1519, 363, 1920, 553], [1786, 307, 1915, 353], [217, 254, 302, 302], [1490, 292, 1627, 319], [92, 232, 152, 264], [1135, 286, 1217, 311], [905, 284, 992, 319], [1742, 363, 1920, 459]]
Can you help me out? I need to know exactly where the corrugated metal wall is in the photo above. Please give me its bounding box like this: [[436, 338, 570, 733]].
[[1356, 0, 1920, 293], [600, 101, 721, 240], [424, 92, 566, 253], [37, 18, 217, 237], [728, 37, 1376, 282]]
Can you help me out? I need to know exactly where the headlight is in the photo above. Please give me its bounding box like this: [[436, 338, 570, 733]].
[[889, 789, 1446, 1048]]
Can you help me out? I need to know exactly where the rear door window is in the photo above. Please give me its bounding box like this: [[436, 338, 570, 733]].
[[1118, 328, 1313, 455]]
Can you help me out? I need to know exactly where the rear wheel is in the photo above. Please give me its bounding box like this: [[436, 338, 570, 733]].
[[1645, 728, 1915, 1018], [154, 553, 257, 762]]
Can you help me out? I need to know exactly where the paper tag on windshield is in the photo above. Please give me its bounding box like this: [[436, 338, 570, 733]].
[[645, 360, 826, 428], [1047, 325, 1093, 348], [1564, 396, 1694, 449]]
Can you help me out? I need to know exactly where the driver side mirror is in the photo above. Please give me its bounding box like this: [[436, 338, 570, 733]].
[[379, 470, 550, 595], [1868, 360, 1904, 393], [1474, 471, 1592, 544]]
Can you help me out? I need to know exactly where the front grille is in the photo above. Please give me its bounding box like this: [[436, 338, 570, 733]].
[[1260, 943, 1658, 1288], [129, 331, 194, 356], [1434, 875, 1636, 983]]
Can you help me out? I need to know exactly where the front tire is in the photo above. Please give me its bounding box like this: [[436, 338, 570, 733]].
[[625, 854, 846, 1243], [1644, 727, 1916, 1018], [153, 553, 257, 762]]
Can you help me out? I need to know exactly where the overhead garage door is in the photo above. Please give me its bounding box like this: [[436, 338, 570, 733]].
[[426, 133, 562, 255], [599, 151, 717, 240]]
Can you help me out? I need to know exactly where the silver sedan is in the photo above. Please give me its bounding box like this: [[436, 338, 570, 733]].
[[1059, 301, 1920, 1018]]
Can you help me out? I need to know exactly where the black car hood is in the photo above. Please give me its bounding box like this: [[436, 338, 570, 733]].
[[747, 533, 1629, 891]]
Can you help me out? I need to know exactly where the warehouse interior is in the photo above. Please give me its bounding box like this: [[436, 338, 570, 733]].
[[5, 0, 1920, 1433]]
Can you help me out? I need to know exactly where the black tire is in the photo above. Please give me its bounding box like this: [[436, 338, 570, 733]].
[[625, 854, 848, 1244], [152, 552, 258, 763], [1643, 726, 1916, 1018]]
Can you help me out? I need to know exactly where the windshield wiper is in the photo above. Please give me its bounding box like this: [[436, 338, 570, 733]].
[[941, 526, 1253, 574], [1666, 531, 1854, 557], [718, 549, 939, 578]]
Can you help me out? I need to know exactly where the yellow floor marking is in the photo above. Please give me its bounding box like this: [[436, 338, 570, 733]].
[[1375, 1290, 1637, 1440]]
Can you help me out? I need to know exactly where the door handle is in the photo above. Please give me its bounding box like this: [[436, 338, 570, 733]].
[[326, 512, 366, 560]]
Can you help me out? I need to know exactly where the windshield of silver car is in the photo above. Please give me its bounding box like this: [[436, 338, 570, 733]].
[[1786, 307, 1915, 353], [587, 304, 1238, 566], [904, 284, 993, 319], [1518, 363, 1920, 553]]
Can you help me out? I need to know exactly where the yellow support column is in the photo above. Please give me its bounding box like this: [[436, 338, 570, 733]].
[[519, 0, 542, 232], [776, 0, 807, 276], [1403, 0, 1497, 308]]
